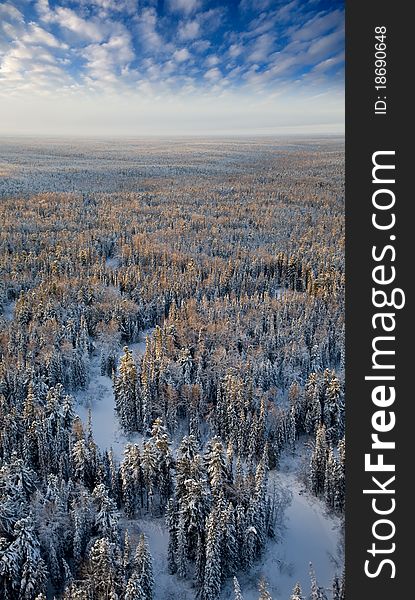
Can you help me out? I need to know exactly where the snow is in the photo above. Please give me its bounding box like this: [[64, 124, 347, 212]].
[[106, 257, 120, 269], [1, 300, 15, 322], [74, 331, 152, 460]]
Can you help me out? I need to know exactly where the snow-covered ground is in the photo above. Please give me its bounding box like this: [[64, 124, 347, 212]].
[[1, 300, 15, 322], [75, 334, 343, 600]]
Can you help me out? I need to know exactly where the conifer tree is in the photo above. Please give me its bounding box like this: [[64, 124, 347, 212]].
[[205, 436, 227, 495], [258, 577, 273, 600], [133, 534, 154, 600], [202, 511, 222, 600], [92, 483, 120, 543], [86, 537, 122, 599], [309, 563, 326, 600], [310, 424, 328, 496], [290, 582, 304, 600], [125, 573, 146, 600], [149, 418, 173, 509], [233, 576, 245, 600], [114, 347, 138, 433]]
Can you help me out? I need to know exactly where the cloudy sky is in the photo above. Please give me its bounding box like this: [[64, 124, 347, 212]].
[[0, 0, 344, 136]]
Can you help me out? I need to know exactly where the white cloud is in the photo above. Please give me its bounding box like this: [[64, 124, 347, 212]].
[[137, 8, 164, 51], [0, 3, 24, 22], [192, 39, 210, 53], [239, 0, 273, 12], [53, 7, 107, 42], [204, 67, 221, 81], [205, 54, 220, 67], [168, 0, 202, 15], [36, 1, 108, 42], [198, 8, 225, 32], [80, 0, 139, 16], [36, 0, 56, 23], [22, 23, 68, 49], [173, 48, 191, 62], [80, 30, 135, 87], [228, 44, 243, 58], [311, 52, 344, 73], [291, 10, 344, 43], [0, 3, 24, 45], [0, 39, 72, 95], [248, 32, 275, 62], [178, 20, 200, 41], [307, 28, 344, 60]]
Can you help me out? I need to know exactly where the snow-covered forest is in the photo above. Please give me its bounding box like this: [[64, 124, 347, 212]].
[[0, 137, 345, 600]]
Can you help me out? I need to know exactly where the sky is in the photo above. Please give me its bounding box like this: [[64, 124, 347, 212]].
[[0, 0, 345, 136]]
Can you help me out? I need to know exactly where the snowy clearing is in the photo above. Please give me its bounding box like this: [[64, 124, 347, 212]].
[[1, 300, 15, 322]]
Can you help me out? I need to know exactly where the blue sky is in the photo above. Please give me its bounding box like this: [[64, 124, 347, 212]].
[[0, 0, 345, 135]]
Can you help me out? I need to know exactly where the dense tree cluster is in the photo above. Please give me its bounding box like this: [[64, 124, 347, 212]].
[[0, 139, 344, 598], [233, 567, 345, 600]]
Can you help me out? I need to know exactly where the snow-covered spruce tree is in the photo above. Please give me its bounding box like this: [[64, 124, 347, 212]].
[[123, 529, 132, 577], [287, 406, 297, 455], [334, 438, 345, 514], [0, 514, 48, 599], [253, 449, 269, 554], [220, 502, 237, 580], [331, 574, 341, 600], [194, 532, 206, 591], [176, 511, 188, 579], [71, 489, 94, 570], [177, 474, 209, 568], [202, 510, 222, 600], [290, 582, 304, 600], [175, 434, 200, 498], [71, 438, 91, 488], [84, 536, 123, 598], [243, 502, 259, 570], [121, 443, 143, 518], [304, 373, 321, 435], [258, 577, 273, 600], [108, 448, 122, 507], [141, 441, 158, 514], [114, 346, 138, 433], [149, 418, 173, 509], [310, 424, 328, 497], [140, 340, 156, 433], [324, 447, 336, 510], [125, 572, 146, 600], [235, 502, 246, 565], [132, 533, 154, 600], [323, 370, 342, 442], [92, 483, 120, 543], [178, 347, 193, 386], [205, 436, 227, 496], [309, 562, 327, 600], [233, 576, 245, 600], [166, 498, 178, 575]]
